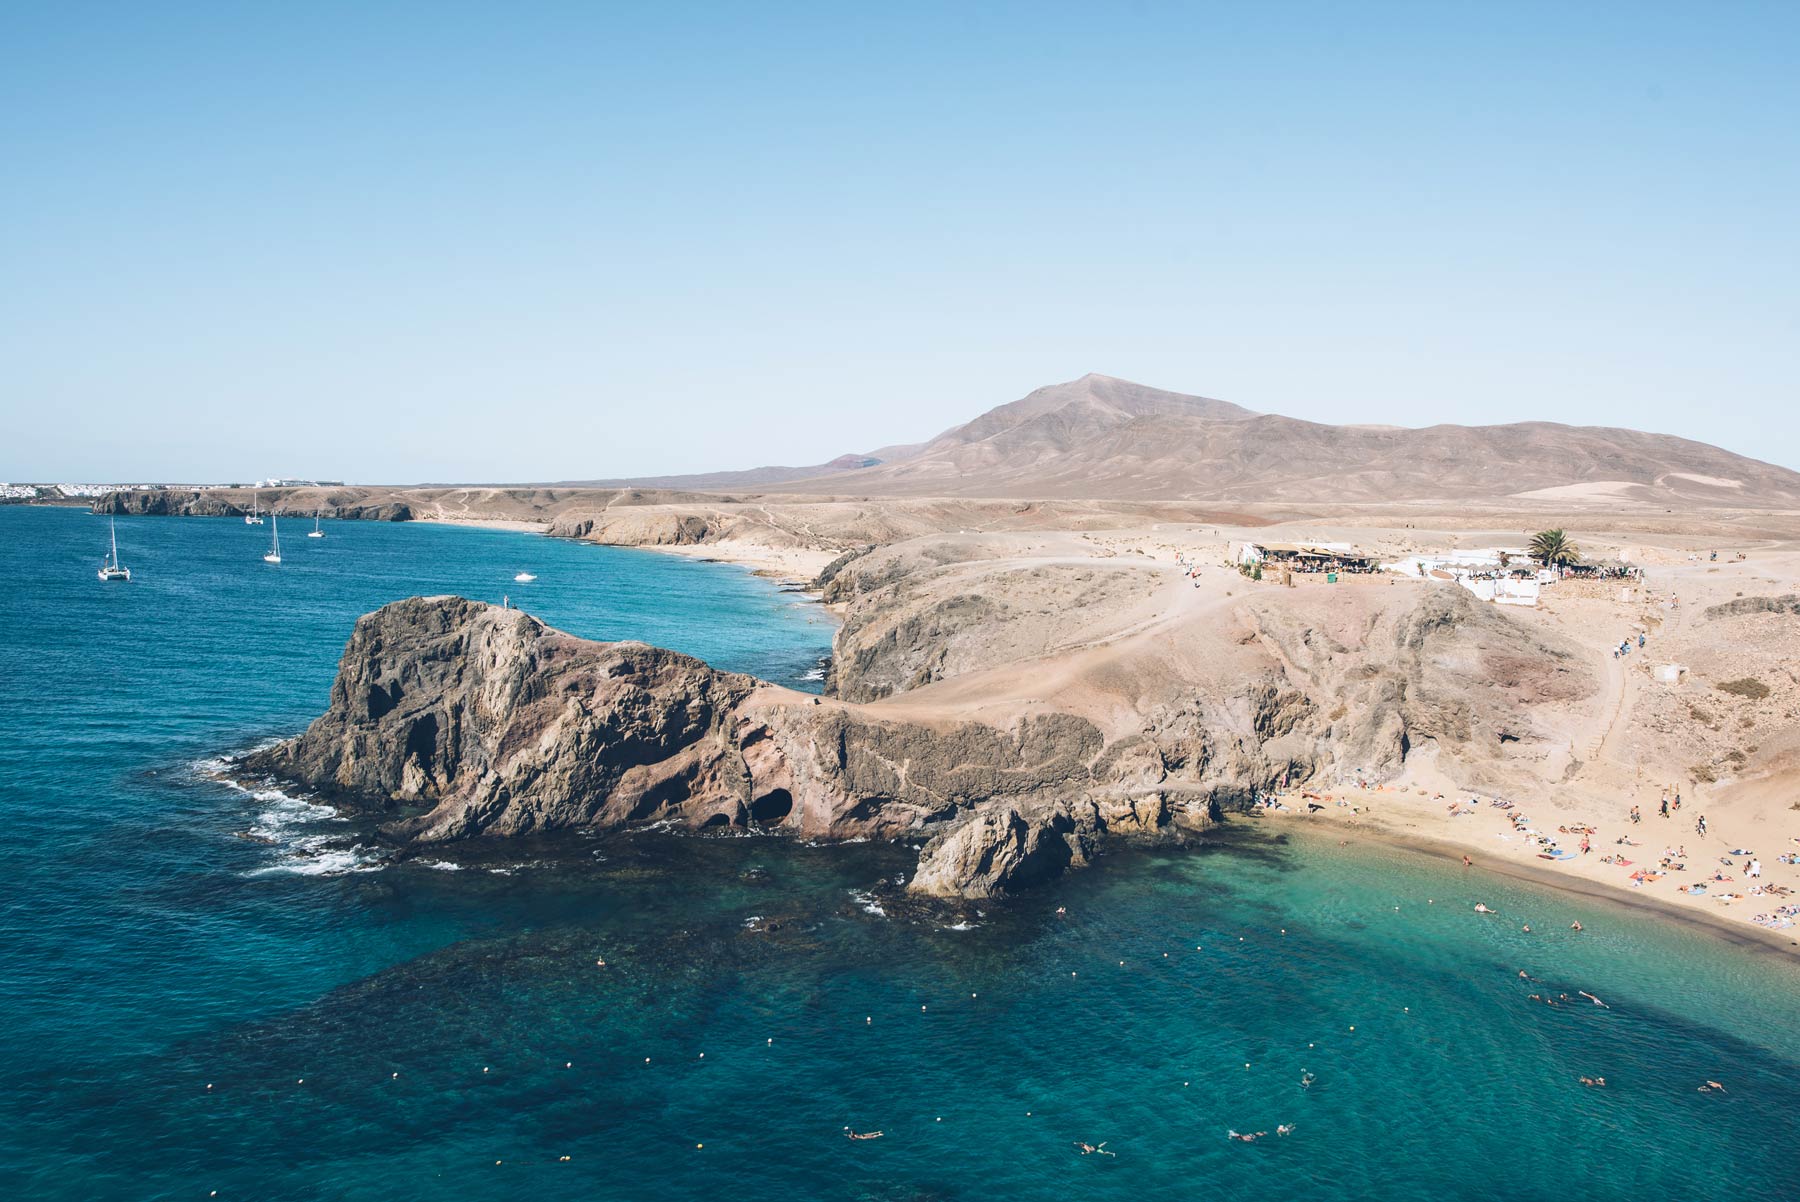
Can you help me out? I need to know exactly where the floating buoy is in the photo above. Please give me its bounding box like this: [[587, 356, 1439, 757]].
[[206, 1084, 213, 1091], [698, 1053, 705, 1059], [392, 1072, 399, 1079], [483, 1067, 490, 1073], [696, 1143, 704, 1150], [565, 1062, 572, 1069]]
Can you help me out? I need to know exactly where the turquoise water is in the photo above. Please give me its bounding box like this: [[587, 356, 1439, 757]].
[[3, 507, 1798, 1201]]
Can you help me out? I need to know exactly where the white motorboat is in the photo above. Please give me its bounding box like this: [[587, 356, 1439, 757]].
[[513, 572, 537, 582], [97, 518, 131, 582], [263, 514, 282, 564]]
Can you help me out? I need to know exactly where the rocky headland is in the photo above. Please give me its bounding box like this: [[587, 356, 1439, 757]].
[[246, 564, 1598, 898]]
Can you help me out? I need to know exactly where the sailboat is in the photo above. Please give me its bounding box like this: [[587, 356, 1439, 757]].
[[308, 508, 325, 538], [245, 495, 264, 525], [97, 518, 131, 582], [263, 514, 282, 564]]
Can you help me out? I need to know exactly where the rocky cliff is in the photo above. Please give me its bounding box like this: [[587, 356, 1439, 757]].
[[94, 490, 413, 521], [244, 597, 1236, 895], [248, 579, 1597, 898]]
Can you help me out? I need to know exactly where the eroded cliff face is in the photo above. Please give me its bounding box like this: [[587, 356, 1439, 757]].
[[244, 597, 1209, 895], [247, 580, 1598, 899], [93, 490, 413, 521]]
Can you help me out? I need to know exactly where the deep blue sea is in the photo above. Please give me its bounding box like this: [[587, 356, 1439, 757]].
[[3, 505, 1798, 1201]]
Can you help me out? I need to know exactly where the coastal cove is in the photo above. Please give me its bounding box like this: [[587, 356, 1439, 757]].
[[5, 505, 1800, 1199]]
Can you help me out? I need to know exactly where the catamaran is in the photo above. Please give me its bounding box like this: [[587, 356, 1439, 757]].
[[97, 518, 131, 582], [245, 496, 264, 525], [263, 514, 282, 564], [308, 509, 324, 538]]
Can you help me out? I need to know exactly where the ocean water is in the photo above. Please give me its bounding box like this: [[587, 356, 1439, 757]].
[[3, 506, 1798, 1201]]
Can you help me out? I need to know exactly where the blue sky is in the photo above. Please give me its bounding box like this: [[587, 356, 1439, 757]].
[[2, 1, 1796, 482]]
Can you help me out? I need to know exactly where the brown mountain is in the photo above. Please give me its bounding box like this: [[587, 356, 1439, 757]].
[[603, 373, 1800, 508]]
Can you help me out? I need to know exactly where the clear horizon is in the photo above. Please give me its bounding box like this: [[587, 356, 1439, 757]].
[[4, 1, 1797, 480]]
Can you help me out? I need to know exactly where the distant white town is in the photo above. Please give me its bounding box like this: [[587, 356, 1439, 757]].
[[1, 478, 343, 501]]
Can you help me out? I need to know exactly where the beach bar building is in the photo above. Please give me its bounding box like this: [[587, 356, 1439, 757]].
[[1236, 541, 1380, 574]]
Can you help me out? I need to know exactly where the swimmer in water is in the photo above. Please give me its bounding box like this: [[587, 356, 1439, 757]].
[[1300, 1071, 1316, 1090], [1073, 1141, 1115, 1156], [1228, 1130, 1266, 1142], [1579, 1076, 1606, 1087], [1475, 903, 1498, 914], [1276, 1124, 1296, 1136], [1579, 991, 1608, 1008], [1570, 921, 1583, 931], [844, 1128, 884, 1140]]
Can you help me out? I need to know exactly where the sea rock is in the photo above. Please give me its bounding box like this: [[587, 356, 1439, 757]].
[[908, 801, 1099, 898], [245, 597, 1153, 894]]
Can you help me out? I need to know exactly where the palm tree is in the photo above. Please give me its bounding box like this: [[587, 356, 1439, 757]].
[[1529, 528, 1580, 568]]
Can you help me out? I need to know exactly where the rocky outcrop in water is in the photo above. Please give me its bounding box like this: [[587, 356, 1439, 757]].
[[248, 577, 1597, 898], [246, 597, 1240, 896]]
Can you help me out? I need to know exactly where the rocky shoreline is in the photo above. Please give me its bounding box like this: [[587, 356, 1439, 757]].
[[239, 556, 1592, 899], [242, 597, 1245, 898]]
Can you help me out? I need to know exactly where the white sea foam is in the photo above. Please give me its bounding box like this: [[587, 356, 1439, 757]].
[[420, 859, 463, 871], [943, 921, 978, 931], [800, 668, 825, 681], [206, 756, 377, 877], [848, 888, 886, 917], [247, 837, 382, 877]]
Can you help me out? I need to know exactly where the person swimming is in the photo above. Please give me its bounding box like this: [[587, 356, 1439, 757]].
[[1579, 991, 1607, 1008], [844, 1127, 884, 1140], [1475, 903, 1498, 914], [1074, 1141, 1115, 1156], [1276, 1124, 1296, 1136]]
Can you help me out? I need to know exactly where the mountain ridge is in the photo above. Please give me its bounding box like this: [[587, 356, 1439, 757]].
[[579, 373, 1800, 508]]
